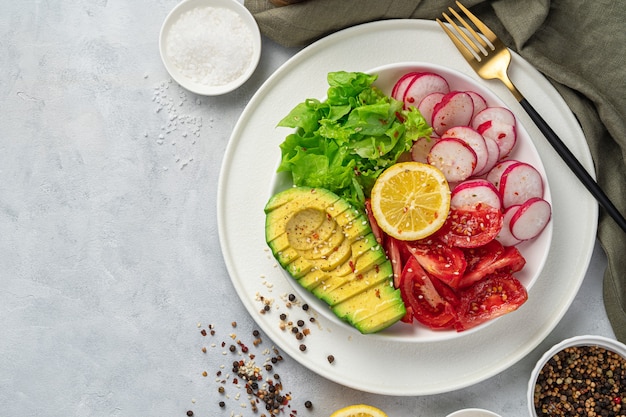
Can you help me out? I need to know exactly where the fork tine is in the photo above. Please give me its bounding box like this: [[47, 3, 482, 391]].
[[440, 12, 482, 56], [455, 1, 498, 44], [436, 18, 477, 63], [448, 7, 491, 52]]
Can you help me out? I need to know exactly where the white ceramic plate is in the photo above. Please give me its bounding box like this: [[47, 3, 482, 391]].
[[217, 20, 597, 395], [268, 61, 553, 342]]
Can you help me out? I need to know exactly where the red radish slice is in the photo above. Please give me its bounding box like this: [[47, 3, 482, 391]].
[[499, 162, 544, 208], [476, 119, 517, 158], [466, 91, 488, 118], [471, 106, 516, 129], [441, 126, 488, 176], [410, 136, 438, 164], [392, 72, 419, 103], [403, 72, 450, 109], [451, 179, 502, 210], [427, 137, 477, 182], [509, 197, 552, 241], [497, 205, 524, 246], [486, 159, 520, 189], [474, 136, 501, 177], [418, 92, 444, 125], [431, 91, 474, 136]]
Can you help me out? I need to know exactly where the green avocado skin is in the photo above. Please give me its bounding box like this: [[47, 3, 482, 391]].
[[264, 186, 406, 334]]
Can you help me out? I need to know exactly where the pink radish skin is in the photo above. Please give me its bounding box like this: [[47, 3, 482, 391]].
[[475, 136, 501, 177], [418, 92, 444, 125], [410, 136, 438, 164], [451, 179, 502, 210], [497, 205, 524, 246], [499, 162, 544, 208], [471, 107, 516, 129], [509, 197, 552, 241], [428, 137, 477, 182], [476, 119, 517, 158], [441, 126, 488, 176], [392, 72, 419, 103], [466, 91, 488, 118], [431, 91, 474, 136], [486, 160, 520, 189], [403, 72, 450, 110]]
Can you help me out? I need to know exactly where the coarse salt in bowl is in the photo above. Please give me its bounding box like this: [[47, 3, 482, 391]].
[[159, 0, 261, 95], [528, 335, 626, 416]]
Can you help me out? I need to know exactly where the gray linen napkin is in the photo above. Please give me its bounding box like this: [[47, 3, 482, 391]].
[[245, 0, 626, 343]]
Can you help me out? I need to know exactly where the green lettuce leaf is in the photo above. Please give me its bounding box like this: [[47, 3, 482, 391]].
[[276, 71, 432, 210]]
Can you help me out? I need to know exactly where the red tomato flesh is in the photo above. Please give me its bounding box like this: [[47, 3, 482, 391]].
[[436, 203, 503, 248], [455, 273, 528, 331]]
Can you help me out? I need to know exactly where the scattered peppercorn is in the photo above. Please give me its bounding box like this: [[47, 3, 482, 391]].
[[302, 303, 309, 311], [186, 411, 193, 416], [299, 344, 307, 352], [327, 355, 335, 364], [253, 329, 260, 337], [219, 401, 225, 408], [305, 400, 313, 409], [288, 293, 296, 302]]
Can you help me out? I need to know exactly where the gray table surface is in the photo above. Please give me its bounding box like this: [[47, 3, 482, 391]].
[[0, 1, 615, 416]]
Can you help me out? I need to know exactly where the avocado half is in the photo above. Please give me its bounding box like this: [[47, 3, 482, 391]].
[[264, 186, 406, 334]]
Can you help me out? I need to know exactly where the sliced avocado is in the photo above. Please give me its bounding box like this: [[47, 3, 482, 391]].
[[353, 300, 407, 334], [311, 251, 387, 301], [320, 260, 394, 306], [331, 281, 406, 334], [264, 186, 405, 334], [351, 233, 380, 258], [265, 188, 342, 242]]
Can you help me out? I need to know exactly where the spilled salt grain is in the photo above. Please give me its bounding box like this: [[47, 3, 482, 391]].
[[166, 6, 253, 87]]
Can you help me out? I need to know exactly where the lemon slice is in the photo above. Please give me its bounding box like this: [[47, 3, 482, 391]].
[[370, 161, 450, 241], [329, 404, 388, 417]]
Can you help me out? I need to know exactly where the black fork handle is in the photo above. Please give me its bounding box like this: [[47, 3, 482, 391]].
[[519, 98, 626, 233]]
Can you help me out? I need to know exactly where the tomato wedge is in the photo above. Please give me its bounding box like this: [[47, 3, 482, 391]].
[[459, 243, 526, 288], [455, 272, 528, 331], [404, 238, 467, 288], [399, 257, 457, 329], [436, 203, 503, 248]]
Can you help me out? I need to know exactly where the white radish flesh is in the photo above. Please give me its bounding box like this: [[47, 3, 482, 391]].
[[475, 136, 501, 177], [441, 126, 488, 176], [431, 91, 474, 136], [486, 160, 520, 189], [466, 91, 487, 119], [471, 106, 516, 129], [403, 72, 450, 110], [451, 179, 502, 210], [392, 72, 418, 104], [428, 137, 477, 183], [497, 205, 524, 246], [476, 119, 517, 158], [418, 92, 444, 125], [509, 197, 552, 241], [499, 162, 544, 208], [410, 136, 438, 164]]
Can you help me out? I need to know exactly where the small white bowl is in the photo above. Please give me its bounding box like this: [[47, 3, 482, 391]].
[[159, 0, 261, 95], [528, 335, 626, 416], [446, 409, 502, 417]]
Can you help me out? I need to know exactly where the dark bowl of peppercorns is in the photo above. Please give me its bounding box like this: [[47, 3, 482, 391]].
[[528, 335, 626, 417]]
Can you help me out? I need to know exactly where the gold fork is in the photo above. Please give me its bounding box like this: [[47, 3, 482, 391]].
[[437, 1, 626, 233]]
